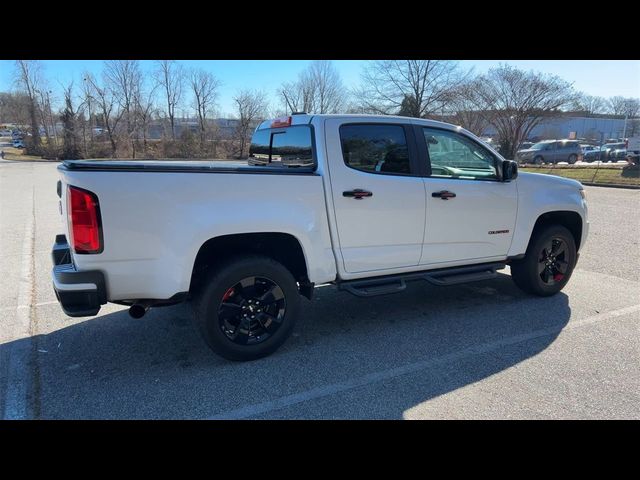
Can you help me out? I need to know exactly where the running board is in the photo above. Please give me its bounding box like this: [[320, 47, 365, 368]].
[[338, 262, 505, 297]]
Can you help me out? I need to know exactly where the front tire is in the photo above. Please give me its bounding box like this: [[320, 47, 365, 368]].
[[193, 255, 301, 361], [533, 155, 544, 165], [510, 225, 577, 296], [568, 154, 577, 164]]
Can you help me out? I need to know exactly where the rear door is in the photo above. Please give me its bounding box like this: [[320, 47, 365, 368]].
[[419, 126, 517, 265], [324, 118, 426, 273], [545, 142, 559, 163]]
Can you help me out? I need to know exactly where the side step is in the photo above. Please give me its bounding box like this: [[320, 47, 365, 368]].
[[338, 262, 505, 297]]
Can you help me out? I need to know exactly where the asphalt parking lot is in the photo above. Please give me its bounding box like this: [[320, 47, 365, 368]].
[[1, 160, 639, 419]]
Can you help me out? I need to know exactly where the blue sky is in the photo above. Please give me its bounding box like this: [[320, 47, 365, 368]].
[[1, 60, 638, 117]]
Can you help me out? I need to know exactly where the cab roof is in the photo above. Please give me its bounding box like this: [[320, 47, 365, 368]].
[[256, 113, 467, 132]]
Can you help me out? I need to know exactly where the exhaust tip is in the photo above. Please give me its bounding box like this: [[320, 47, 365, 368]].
[[129, 304, 149, 319]]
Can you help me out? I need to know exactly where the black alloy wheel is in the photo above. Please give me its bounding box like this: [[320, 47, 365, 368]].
[[217, 276, 286, 345], [537, 237, 570, 286], [193, 255, 301, 361], [510, 224, 577, 297]]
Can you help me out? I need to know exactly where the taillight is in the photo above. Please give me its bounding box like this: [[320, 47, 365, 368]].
[[67, 185, 103, 254]]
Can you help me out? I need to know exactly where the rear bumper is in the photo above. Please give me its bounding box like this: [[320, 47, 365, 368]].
[[52, 234, 107, 317]]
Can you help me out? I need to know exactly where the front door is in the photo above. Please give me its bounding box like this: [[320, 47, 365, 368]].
[[419, 126, 518, 266], [325, 119, 426, 273]]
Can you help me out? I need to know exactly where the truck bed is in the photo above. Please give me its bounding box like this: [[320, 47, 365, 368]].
[[57, 160, 335, 300], [61, 159, 316, 175]]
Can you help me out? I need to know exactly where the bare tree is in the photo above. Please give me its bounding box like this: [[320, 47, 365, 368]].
[[60, 82, 81, 159], [134, 83, 157, 157], [447, 82, 489, 136], [311, 60, 345, 113], [353, 60, 469, 118], [105, 60, 142, 158], [233, 89, 269, 158], [155, 60, 184, 140], [469, 65, 576, 158], [14, 60, 43, 151], [280, 77, 313, 114], [608, 96, 628, 116], [78, 75, 96, 156], [35, 88, 51, 143], [84, 72, 123, 157], [607, 97, 640, 118], [570, 93, 607, 114], [279, 60, 345, 114], [189, 68, 221, 146], [0, 92, 31, 125]]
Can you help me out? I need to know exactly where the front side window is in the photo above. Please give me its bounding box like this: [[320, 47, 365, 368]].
[[423, 128, 498, 180], [340, 124, 411, 175]]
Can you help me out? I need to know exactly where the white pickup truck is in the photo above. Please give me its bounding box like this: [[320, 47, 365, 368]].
[[52, 114, 589, 360]]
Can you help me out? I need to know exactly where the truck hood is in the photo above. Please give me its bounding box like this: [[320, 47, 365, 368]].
[[518, 171, 583, 190]]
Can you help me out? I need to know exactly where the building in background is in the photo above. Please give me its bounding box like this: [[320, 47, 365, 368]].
[[481, 113, 639, 144]]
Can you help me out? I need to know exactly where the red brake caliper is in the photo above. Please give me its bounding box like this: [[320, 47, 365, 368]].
[[222, 287, 235, 302], [553, 273, 564, 282]]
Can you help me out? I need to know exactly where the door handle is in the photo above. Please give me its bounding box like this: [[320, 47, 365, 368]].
[[432, 190, 456, 200], [343, 189, 373, 199]]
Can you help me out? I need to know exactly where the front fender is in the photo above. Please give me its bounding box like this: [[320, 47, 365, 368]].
[[508, 173, 588, 256]]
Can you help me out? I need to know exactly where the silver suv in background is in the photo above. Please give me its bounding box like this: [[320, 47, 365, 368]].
[[516, 140, 583, 165]]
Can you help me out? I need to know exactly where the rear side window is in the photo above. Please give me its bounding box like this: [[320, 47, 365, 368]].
[[249, 126, 314, 167], [339, 124, 411, 175]]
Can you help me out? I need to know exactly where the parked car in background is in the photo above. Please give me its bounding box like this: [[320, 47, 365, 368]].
[[12, 139, 25, 149], [581, 144, 598, 155], [600, 142, 626, 162], [583, 147, 604, 162], [516, 139, 583, 165], [518, 142, 535, 151], [626, 137, 640, 165], [610, 148, 627, 161]]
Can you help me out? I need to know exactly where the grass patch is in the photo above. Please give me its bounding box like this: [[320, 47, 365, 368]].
[[0, 145, 45, 161], [521, 166, 639, 187]]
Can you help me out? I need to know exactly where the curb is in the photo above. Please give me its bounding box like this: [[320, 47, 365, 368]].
[[0, 158, 61, 164], [580, 182, 640, 190]]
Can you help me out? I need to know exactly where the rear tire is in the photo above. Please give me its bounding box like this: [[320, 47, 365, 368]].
[[510, 225, 577, 297], [193, 255, 301, 361], [568, 154, 577, 164]]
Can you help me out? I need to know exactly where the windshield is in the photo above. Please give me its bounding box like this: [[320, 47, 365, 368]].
[[530, 142, 550, 150]]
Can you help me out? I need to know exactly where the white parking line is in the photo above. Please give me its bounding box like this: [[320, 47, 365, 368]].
[[207, 303, 640, 420], [1, 301, 59, 313], [3, 188, 35, 420]]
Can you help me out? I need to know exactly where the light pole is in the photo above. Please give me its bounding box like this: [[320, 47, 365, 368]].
[[46, 90, 57, 145]]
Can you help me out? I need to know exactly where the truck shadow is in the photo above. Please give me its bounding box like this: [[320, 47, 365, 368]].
[[1, 272, 571, 419]]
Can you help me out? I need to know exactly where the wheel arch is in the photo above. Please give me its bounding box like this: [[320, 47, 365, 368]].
[[530, 210, 583, 251], [189, 232, 312, 298]]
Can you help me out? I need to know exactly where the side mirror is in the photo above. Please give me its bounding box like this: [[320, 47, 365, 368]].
[[502, 160, 518, 182]]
